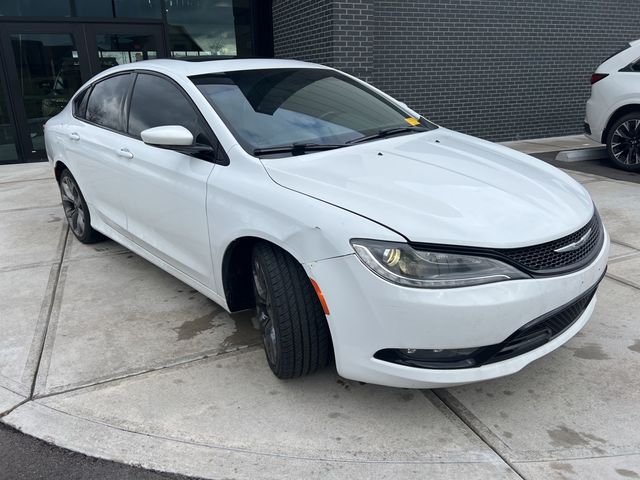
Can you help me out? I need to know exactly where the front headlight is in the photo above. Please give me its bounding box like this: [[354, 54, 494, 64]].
[[351, 239, 529, 288]]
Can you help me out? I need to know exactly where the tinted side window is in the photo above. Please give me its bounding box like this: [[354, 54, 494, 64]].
[[86, 74, 131, 131], [128, 73, 206, 143]]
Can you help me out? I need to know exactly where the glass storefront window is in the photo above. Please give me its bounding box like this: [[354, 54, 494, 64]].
[[0, 0, 70, 17], [0, 75, 18, 163], [167, 0, 251, 57], [75, 0, 113, 17], [96, 34, 158, 71], [113, 0, 161, 19]]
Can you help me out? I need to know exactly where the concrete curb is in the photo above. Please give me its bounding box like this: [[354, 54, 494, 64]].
[[555, 147, 607, 162]]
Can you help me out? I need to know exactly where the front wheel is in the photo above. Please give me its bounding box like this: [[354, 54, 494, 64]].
[[606, 113, 640, 171], [58, 169, 102, 244], [251, 243, 332, 378]]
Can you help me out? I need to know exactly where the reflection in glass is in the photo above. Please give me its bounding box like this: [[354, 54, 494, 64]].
[[0, 75, 19, 163], [167, 0, 251, 57], [96, 34, 158, 71], [10, 34, 81, 154], [113, 0, 161, 18]]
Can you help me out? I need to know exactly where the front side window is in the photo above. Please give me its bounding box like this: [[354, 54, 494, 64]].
[[85, 73, 132, 131], [128, 73, 206, 142], [191, 68, 435, 155]]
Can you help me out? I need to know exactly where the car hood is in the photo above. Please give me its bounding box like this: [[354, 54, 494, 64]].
[[261, 129, 594, 248]]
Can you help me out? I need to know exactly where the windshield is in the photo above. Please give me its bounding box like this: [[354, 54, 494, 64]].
[[190, 68, 436, 155]]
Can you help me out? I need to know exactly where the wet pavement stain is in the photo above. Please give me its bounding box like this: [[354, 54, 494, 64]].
[[616, 469, 640, 478], [399, 392, 414, 402], [628, 339, 640, 354], [221, 309, 261, 350], [547, 425, 607, 448], [569, 343, 611, 360], [173, 309, 222, 341]]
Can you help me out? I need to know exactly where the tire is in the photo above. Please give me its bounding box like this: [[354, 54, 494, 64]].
[[606, 112, 640, 172], [58, 169, 102, 244], [251, 242, 332, 378]]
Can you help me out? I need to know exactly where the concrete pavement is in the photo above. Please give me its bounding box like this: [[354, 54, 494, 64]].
[[1, 152, 639, 479]]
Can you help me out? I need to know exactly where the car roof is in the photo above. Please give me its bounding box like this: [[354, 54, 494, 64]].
[[93, 58, 332, 82]]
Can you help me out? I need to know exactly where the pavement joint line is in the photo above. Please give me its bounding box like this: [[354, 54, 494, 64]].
[[608, 252, 640, 264], [0, 376, 29, 397], [24, 226, 69, 398], [0, 204, 62, 214], [604, 273, 640, 292], [0, 177, 54, 186], [430, 389, 526, 479], [0, 260, 61, 274], [0, 399, 29, 421], [15, 401, 500, 466], [610, 239, 640, 252], [32, 344, 263, 401], [32, 261, 70, 396]]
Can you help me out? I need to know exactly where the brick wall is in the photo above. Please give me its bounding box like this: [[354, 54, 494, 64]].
[[272, 0, 640, 141]]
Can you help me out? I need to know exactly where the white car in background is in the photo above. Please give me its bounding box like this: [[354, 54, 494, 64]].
[[585, 39, 640, 170], [45, 59, 608, 388]]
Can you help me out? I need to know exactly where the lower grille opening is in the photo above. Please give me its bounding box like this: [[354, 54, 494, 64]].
[[374, 274, 603, 370]]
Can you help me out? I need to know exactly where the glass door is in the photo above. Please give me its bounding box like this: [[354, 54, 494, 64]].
[[84, 24, 165, 74], [0, 23, 90, 161]]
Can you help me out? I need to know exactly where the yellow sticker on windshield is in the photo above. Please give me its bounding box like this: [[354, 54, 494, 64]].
[[405, 117, 420, 126]]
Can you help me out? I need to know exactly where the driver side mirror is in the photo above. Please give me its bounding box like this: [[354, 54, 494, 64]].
[[141, 125, 194, 146], [140, 125, 221, 163]]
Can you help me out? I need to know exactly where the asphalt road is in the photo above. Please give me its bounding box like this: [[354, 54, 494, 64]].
[[0, 418, 195, 479]]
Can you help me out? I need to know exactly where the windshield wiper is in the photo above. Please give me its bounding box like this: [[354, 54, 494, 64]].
[[253, 143, 347, 156], [347, 126, 429, 145]]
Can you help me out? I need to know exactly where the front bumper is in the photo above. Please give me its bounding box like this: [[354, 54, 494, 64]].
[[305, 230, 609, 388]]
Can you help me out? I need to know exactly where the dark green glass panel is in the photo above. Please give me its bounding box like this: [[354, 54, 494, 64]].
[[0, 74, 18, 163], [113, 0, 161, 19], [0, 0, 70, 17], [10, 34, 80, 154], [75, 0, 113, 17]]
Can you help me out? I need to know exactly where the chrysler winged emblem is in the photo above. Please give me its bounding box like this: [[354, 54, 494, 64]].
[[554, 228, 592, 253]]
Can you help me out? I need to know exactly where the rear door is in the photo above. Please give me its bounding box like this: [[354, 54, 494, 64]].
[[66, 73, 133, 233], [120, 71, 216, 286]]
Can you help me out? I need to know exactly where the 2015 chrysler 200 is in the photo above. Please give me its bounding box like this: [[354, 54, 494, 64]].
[[45, 59, 609, 388]]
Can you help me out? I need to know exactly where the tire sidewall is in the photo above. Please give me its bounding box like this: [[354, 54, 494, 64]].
[[606, 113, 640, 172], [59, 169, 93, 243]]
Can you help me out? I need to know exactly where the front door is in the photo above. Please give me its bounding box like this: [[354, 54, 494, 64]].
[[0, 22, 165, 162]]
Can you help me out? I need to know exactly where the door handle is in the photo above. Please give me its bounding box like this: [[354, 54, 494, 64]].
[[68, 132, 80, 141], [117, 148, 134, 159]]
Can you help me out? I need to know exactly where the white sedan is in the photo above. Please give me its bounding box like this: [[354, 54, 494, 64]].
[[45, 59, 609, 388], [585, 39, 640, 170]]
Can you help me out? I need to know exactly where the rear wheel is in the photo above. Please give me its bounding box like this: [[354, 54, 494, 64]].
[[606, 112, 640, 171], [251, 242, 332, 378], [58, 169, 101, 244]]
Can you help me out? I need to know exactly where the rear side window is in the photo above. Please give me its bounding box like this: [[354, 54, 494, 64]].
[[85, 74, 132, 132], [72, 87, 90, 118], [128, 73, 206, 143]]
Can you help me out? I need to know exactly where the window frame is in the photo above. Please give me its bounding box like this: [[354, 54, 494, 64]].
[[72, 68, 228, 165]]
